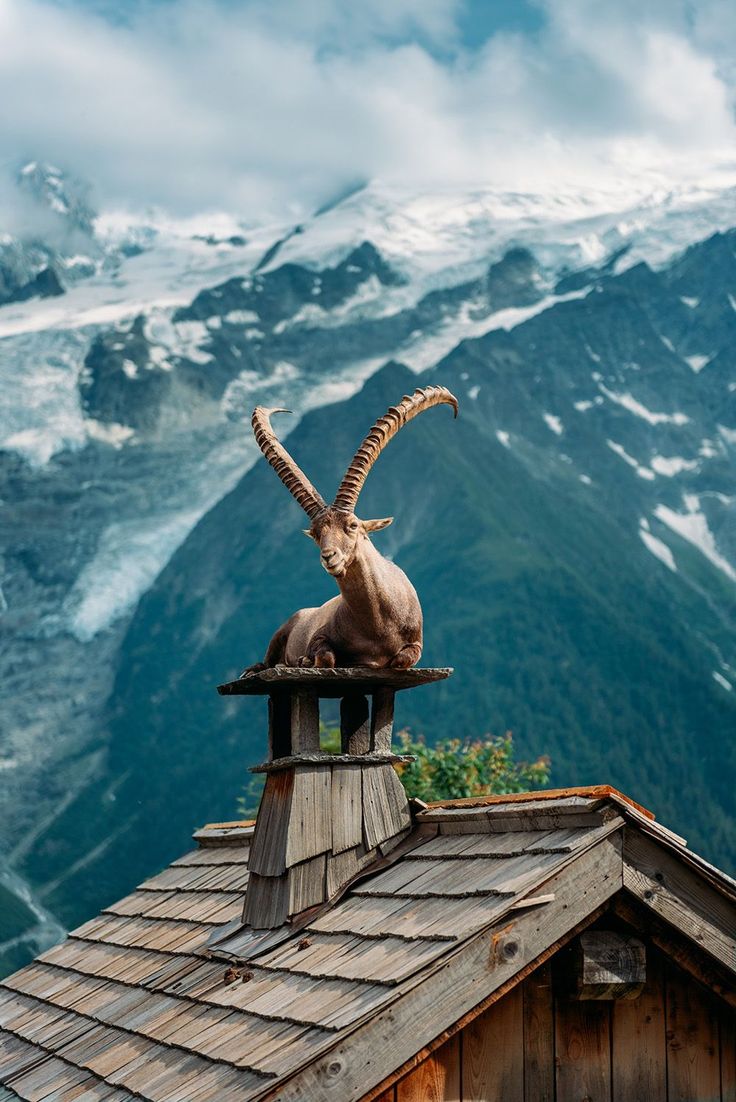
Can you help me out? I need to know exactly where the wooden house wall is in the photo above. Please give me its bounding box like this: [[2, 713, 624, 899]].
[[373, 949, 736, 1102]]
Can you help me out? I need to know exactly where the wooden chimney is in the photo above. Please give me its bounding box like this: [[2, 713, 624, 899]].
[[218, 666, 451, 929]]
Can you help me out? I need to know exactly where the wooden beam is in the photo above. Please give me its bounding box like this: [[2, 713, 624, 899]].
[[522, 962, 554, 1102], [340, 694, 370, 755], [259, 834, 623, 1102], [370, 689, 395, 754], [268, 694, 291, 760], [567, 931, 646, 1000], [290, 691, 320, 755], [623, 828, 736, 977], [612, 895, 736, 1008]]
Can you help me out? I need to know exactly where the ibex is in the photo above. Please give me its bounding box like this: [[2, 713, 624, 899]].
[[244, 385, 458, 671]]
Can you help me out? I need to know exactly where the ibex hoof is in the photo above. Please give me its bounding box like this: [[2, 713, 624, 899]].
[[389, 646, 421, 669], [240, 662, 267, 677]]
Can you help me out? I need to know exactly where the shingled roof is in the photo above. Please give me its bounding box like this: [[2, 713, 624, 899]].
[[2, 785, 735, 1102]]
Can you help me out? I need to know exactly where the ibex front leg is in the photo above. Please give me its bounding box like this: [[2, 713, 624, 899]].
[[298, 633, 337, 669]]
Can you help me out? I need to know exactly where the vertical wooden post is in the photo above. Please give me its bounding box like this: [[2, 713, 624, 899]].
[[268, 694, 292, 760], [290, 691, 320, 755], [340, 693, 370, 754], [370, 688, 395, 753]]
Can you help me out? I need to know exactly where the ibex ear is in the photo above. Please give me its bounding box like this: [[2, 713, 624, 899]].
[[303, 528, 315, 539], [362, 517, 393, 532]]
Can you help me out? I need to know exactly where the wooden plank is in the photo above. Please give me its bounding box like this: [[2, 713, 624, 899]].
[[248, 769, 295, 877], [572, 931, 646, 999], [522, 961, 554, 1102], [244, 871, 289, 929], [284, 766, 332, 867], [415, 832, 554, 859], [665, 960, 721, 1102], [437, 813, 606, 833], [611, 947, 666, 1101], [555, 998, 611, 1102], [325, 845, 378, 901], [258, 931, 446, 985], [309, 892, 506, 942], [370, 688, 395, 754], [290, 692, 320, 755], [340, 694, 370, 755], [721, 1002, 736, 1102], [623, 829, 736, 975], [463, 983, 523, 1101], [362, 766, 410, 853], [396, 1034, 459, 1102], [331, 766, 363, 854], [269, 693, 292, 760], [288, 854, 327, 914], [264, 834, 623, 1102], [353, 850, 563, 900]]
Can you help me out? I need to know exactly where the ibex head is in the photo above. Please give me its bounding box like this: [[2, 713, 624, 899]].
[[252, 385, 458, 577], [304, 510, 393, 577]]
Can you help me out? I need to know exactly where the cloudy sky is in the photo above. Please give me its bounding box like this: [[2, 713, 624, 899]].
[[1, 0, 735, 218]]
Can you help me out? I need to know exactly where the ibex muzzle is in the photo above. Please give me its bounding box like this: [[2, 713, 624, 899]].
[[244, 385, 458, 671]]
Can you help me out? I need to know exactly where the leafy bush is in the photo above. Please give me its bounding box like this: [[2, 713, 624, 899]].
[[394, 730, 550, 803]]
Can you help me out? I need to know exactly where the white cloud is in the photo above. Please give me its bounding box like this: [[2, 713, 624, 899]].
[[0, 0, 735, 218]]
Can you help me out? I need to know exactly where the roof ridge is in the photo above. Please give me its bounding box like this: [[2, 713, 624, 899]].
[[424, 784, 656, 820]]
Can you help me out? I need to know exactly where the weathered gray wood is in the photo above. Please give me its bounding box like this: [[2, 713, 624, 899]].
[[340, 694, 370, 755], [290, 692, 320, 755], [244, 871, 289, 929], [370, 688, 395, 754], [436, 813, 608, 833], [330, 767, 363, 855], [325, 845, 377, 900], [363, 765, 410, 851], [264, 835, 623, 1102], [284, 766, 332, 867], [522, 962, 554, 1102], [219, 666, 452, 696], [247, 770, 294, 877], [570, 931, 646, 1000], [192, 824, 254, 848], [268, 693, 292, 760], [623, 828, 736, 974], [288, 855, 327, 915]]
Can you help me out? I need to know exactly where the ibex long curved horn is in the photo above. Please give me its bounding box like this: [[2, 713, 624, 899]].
[[252, 407, 328, 520], [332, 385, 458, 514]]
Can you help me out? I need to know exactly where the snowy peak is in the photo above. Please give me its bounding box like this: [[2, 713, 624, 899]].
[[18, 161, 96, 238]]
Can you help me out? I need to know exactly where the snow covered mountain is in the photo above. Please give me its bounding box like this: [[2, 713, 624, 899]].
[[1, 165, 736, 975]]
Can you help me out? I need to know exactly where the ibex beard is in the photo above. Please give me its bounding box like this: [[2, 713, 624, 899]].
[[243, 385, 458, 673]]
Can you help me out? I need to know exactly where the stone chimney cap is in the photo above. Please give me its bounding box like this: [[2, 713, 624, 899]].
[[218, 665, 453, 697]]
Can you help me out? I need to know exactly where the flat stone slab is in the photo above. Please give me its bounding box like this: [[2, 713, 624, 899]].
[[217, 665, 453, 697], [250, 752, 416, 773]]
